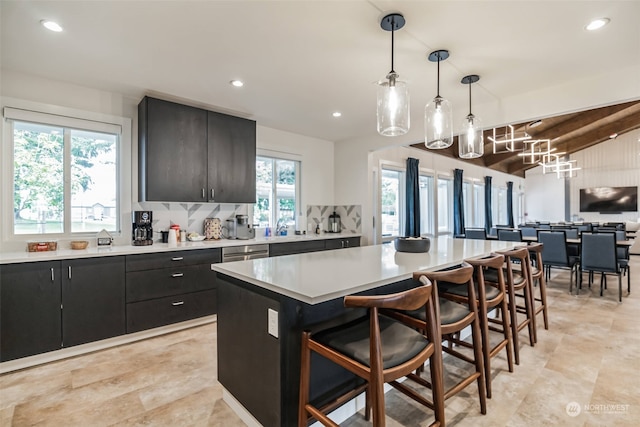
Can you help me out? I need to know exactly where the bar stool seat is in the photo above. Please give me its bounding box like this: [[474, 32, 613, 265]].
[[312, 315, 430, 369], [442, 282, 501, 301]]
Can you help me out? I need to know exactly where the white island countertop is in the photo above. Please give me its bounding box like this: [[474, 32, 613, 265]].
[[212, 237, 517, 305]]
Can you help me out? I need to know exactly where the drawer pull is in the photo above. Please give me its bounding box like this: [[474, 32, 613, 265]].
[[171, 273, 184, 278], [171, 257, 184, 261], [172, 301, 184, 306]]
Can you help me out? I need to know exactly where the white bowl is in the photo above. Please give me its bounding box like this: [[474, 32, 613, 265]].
[[188, 235, 206, 241]]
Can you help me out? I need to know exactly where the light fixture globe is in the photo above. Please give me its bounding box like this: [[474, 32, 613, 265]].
[[425, 50, 453, 149], [458, 75, 484, 159], [377, 71, 410, 136], [376, 13, 410, 137]]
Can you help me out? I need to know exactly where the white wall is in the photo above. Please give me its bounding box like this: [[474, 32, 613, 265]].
[[524, 129, 640, 223], [569, 129, 640, 223], [524, 166, 566, 223]]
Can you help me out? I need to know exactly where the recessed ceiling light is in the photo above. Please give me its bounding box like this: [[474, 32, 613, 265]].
[[585, 18, 610, 31], [229, 80, 244, 87], [609, 133, 618, 139], [332, 112, 342, 118], [41, 20, 63, 32]]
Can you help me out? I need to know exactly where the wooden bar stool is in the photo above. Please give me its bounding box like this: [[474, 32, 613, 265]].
[[485, 247, 536, 365], [298, 280, 445, 427], [525, 243, 549, 334], [438, 254, 514, 399], [384, 262, 487, 415]]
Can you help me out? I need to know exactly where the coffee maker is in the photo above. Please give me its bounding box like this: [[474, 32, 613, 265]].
[[132, 210, 153, 246]]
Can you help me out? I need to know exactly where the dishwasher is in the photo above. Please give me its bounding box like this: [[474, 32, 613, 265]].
[[222, 244, 270, 262]]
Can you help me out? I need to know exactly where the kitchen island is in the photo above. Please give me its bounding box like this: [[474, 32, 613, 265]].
[[211, 237, 516, 427]]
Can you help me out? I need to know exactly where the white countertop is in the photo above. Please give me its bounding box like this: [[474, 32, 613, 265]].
[[0, 232, 360, 264], [212, 237, 517, 304]]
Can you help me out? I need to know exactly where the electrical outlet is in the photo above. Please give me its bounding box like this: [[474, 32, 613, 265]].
[[268, 308, 278, 338]]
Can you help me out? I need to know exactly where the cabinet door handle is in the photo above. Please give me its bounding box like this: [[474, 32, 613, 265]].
[[171, 257, 184, 261], [345, 240, 350, 247], [51, 268, 55, 282], [202, 188, 205, 199], [211, 188, 215, 200], [171, 273, 184, 278], [172, 301, 184, 306], [68, 266, 72, 279]]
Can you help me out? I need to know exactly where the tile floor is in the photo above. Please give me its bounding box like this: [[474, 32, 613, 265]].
[[1, 256, 639, 426]]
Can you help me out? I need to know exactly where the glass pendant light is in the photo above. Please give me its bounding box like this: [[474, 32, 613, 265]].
[[458, 75, 484, 159], [424, 50, 453, 149], [376, 13, 409, 137]]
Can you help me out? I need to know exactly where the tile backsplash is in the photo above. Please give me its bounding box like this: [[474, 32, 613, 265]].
[[134, 202, 248, 237], [306, 205, 361, 234], [131, 202, 361, 239]]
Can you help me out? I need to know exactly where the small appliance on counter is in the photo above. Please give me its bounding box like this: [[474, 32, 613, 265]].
[[224, 214, 255, 240], [328, 211, 341, 233], [132, 210, 153, 246], [204, 217, 223, 240]]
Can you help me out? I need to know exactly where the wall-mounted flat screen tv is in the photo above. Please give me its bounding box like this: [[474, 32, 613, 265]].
[[579, 186, 638, 212]]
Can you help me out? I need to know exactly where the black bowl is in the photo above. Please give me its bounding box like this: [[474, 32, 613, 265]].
[[394, 237, 431, 253]]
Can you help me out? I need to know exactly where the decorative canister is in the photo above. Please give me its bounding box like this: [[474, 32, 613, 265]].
[[204, 218, 223, 240]]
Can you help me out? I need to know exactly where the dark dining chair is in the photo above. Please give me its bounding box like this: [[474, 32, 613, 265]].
[[519, 226, 538, 238], [574, 223, 592, 234], [537, 231, 580, 292], [579, 232, 626, 302], [497, 229, 523, 242], [465, 228, 487, 240]]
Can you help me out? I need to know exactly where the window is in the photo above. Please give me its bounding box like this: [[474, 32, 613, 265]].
[[472, 183, 485, 228], [492, 186, 508, 225], [254, 156, 300, 228], [437, 176, 453, 235], [380, 167, 404, 240], [419, 174, 434, 236], [8, 115, 120, 236], [462, 181, 485, 229]]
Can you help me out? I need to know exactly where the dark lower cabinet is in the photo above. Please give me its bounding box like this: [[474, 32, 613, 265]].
[[1, 261, 62, 362], [124, 248, 220, 333], [62, 257, 126, 347], [126, 289, 217, 333], [269, 240, 327, 257], [324, 237, 361, 250], [1, 257, 126, 362]]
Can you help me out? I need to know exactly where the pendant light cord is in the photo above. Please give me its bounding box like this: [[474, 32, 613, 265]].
[[390, 17, 395, 73], [436, 56, 440, 97], [468, 82, 472, 115]]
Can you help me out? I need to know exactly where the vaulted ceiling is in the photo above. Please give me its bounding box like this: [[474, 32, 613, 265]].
[[410, 100, 640, 177]]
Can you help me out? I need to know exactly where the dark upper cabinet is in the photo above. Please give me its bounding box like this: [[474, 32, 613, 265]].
[[1, 261, 62, 362], [207, 111, 256, 203], [62, 257, 126, 347], [139, 96, 208, 202], [138, 96, 256, 203]]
